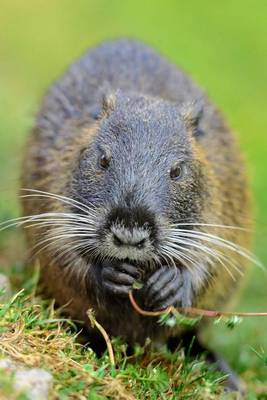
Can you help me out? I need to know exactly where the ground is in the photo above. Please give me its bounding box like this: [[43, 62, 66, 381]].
[[0, 1, 266, 398]]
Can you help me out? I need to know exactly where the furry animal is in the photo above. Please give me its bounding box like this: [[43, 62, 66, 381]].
[[21, 39, 252, 392]]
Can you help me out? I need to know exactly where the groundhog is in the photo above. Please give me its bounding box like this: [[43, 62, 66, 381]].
[[21, 39, 251, 392]]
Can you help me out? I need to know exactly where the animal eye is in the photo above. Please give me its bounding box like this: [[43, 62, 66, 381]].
[[170, 163, 184, 180], [99, 153, 111, 169]]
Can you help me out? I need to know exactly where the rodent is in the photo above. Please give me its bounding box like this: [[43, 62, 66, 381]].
[[21, 39, 251, 388]]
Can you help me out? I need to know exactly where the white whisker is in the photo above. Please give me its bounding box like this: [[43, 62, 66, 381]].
[[166, 237, 236, 280], [169, 229, 263, 270], [171, 222, 251, 232], [21, 188, 96, 215]]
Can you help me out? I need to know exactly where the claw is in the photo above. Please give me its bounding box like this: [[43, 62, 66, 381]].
[[102, 268, 136, 286], [102, 281, 131, 297], [145, 268, 179, 306], [119, 263, 141, 280], [101, 261, 140, 298], [150, 274, 182, 306], [142, 266, 193, 310], [152, 287, 183, 310]]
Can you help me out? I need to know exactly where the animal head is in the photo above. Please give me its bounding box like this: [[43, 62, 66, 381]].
[[66, 90, 212, 269]]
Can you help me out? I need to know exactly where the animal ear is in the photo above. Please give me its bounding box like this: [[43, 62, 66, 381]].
[[89, 83, 116, 120], [101, 81, 116, 115], [179, 100, 204, 137], [102, 92, 116, 115]]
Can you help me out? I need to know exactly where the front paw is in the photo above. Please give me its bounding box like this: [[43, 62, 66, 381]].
[[101, 261, 140, 297], [143, 266, 193, 311]]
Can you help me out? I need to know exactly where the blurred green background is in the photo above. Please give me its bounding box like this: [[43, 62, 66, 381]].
[[0, 0, 266, 389]]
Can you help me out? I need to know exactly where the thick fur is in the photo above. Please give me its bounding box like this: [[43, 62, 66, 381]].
[[21, 39, 251, 348]]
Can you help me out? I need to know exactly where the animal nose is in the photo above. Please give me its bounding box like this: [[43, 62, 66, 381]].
[[112, 229, 148, 249]]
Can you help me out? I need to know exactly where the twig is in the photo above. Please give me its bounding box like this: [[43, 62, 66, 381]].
[[128, 291, 173, 316], [87, 309, 115, 366], [128, 291, 267, 319]]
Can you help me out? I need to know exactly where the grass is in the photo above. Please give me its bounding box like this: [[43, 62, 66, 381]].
[[0, 0, 267, 398], [0, 272, 227, 399]]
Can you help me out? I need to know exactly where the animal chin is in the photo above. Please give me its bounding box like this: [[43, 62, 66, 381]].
[[104, 240, 153, 263], [99, 228, 155, 263]]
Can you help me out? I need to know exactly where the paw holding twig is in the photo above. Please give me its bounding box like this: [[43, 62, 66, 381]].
[[99, 261, 267, 321], [141, 265, 193, 310], [101, 261, 140, 297], [128, 291, 267, 320]]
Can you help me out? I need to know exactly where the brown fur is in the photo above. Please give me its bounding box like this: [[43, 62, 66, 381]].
[[21, 39, 251, 347]]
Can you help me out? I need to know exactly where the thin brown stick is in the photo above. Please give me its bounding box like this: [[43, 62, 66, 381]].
[[87, 309, 115, 366], [128, 291, 174, 316], [128, 291, 267, 319]]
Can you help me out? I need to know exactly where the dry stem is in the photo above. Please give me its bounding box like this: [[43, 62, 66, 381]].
[[87, 309, 115, 366], [128, 291, 267, 319]]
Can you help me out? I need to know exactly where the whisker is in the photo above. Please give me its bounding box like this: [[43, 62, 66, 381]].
[[158, 251, 176, 268], [171, 222, 251, 232], [20, 188, 96, 215], [162, 243, 214, 279], [0, 212, 97, 233], [31, 234, 94, 262], [166, 237, 236, 280], [50, 240, 96, 266], [160, 243, 202, 272], [169, 229, 263, 270], [32, 233, 94, 252], [25, 221, 96, 232]]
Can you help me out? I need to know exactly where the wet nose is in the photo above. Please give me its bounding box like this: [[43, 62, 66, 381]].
[[111, 228, 149, 249]]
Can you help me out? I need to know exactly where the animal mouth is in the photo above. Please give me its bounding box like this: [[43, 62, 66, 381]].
[[112, 233, 147, 249]]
